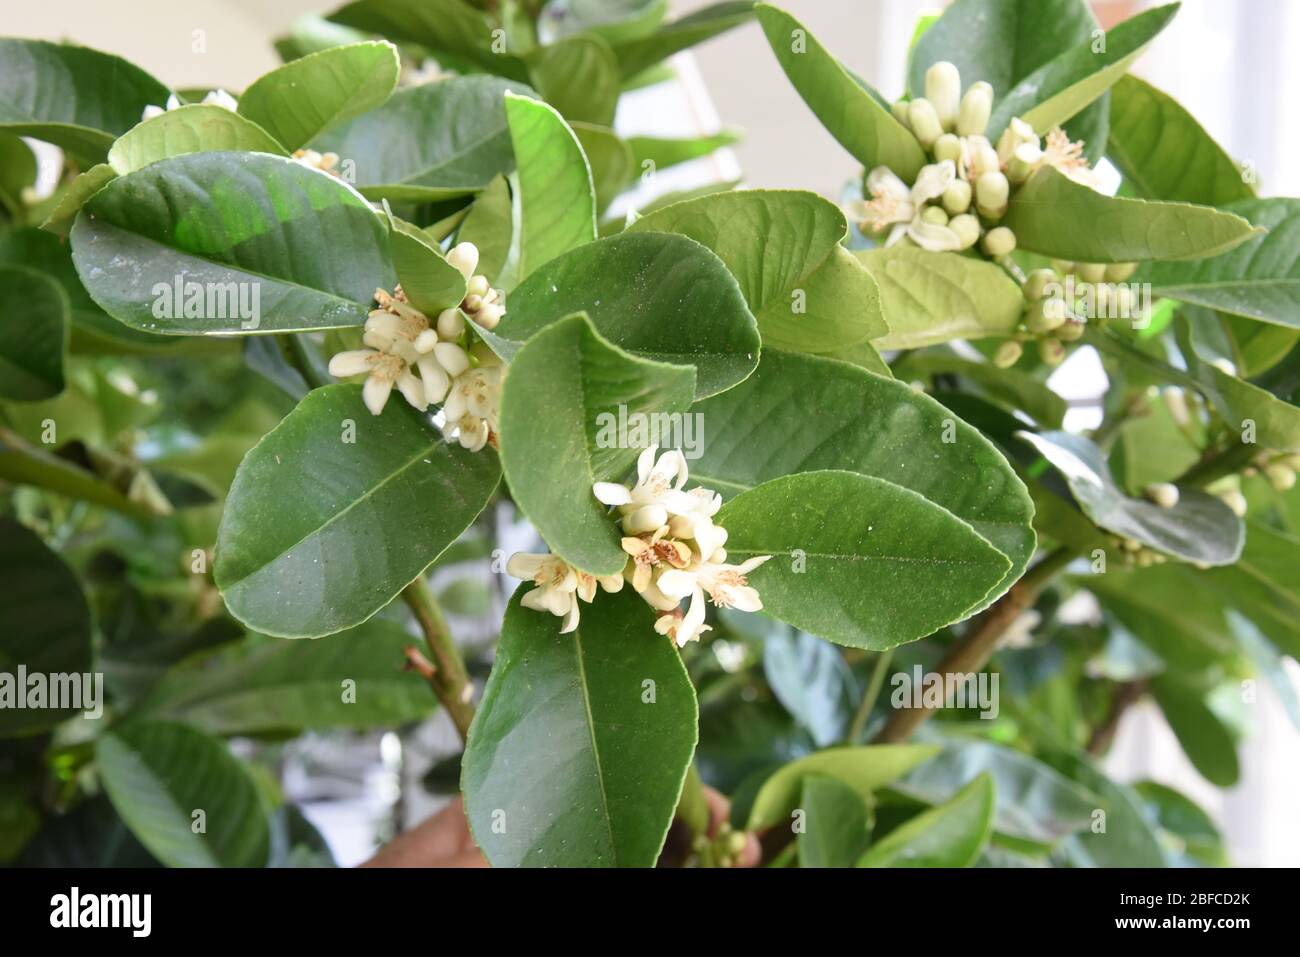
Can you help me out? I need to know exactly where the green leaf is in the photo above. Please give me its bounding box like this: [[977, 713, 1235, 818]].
[[1017, 430, 1244, 565], [857, 246, 1023, 348], [0, 433, 153, 517], [798, 775, 870, 868], [215, 384, 501, 637], [71, 152, 395, 335], [860, 773, 994, 867], [628, 130, 741, 173], [572, 123, 635, 211], [237, 41, 400, 151], [328, 0, 529, 80], [1132, 780, 1227, 866], [386, 215, 467, 315], [893, 353, 1066, 427], [1055, 755, 1165, 867], [483, 231, 760, 398], [746, 744, 939, 832], [106, 104, 287, 175], [40, 163, 116, 229], [1227, 610, 1300, 732], [97, 720, 271, 867], [764, 627, 857, 747], [499, 314, 695, 575], [1138, 199, 1300, 328], [456, 174, 514, 282], [1086, 565, 1234, 670], [718, 471, 1013, 649], [0, 39, 170, 161], [311, 77, 536, 202], [19, 797, 158, 867], [504, 92, 597, 280], [611, 1, 755, 80], [1107, 75, 1252, 207], [463, 587, 698, 867], [137, 621, 436, 734], [755, 4, 926, 180], [691, 350, 1036, 611], [987, 4, 1179, 138], [526, 34, 619, 126], [0, 133, 36, 213], [628, 189, 886, 353], [891, 738, 1097, 843], [0, 264, 68, 401], [540, 0, 669, 45], [1151, 676, 1240, 787], [0, 517, 92, 737], [1003, 166, 1263, 263]]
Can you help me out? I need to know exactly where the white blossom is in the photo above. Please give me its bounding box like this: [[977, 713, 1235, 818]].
[[655, 554, 772, 647], [507, 552, 622, 634]]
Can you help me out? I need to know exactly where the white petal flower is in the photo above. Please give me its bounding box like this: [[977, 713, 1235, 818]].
[[328, 348, 421, 416], [592, 446, 696, 516], [509, 551, 621, 633], [910, 160, 956, 205], [851, 166, 916, 235], [201, 89, 238, 111], [905, 219, 964, 252]]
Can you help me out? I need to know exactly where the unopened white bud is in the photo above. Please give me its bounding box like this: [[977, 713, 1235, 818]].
[[436, 307, 465, 339], [942, 179, 972, 215], [1024, 269, 1058, 301], [1219, 489, 1248, 517], [474, 302, 505, 329], [414, 329, 438, 354], [467, 275, 490, 298], [1266, 463, 1297, 491], [1105, 262, 1138, 282], [967, 135, 1000, 176], [975, 170, 1009, 218], [624, 505, 668, 535], [924, 62, 961, 131], [933, 133, 963, 164], [1144, 482, 1180, 509], [993, 340, 1023, 368], [1077, 262, 1107, 283], [907, 98, 944, 148], [891, 100, 911, 128], [1028, 297, 1068, 333], [982, 226, 1016, 256], [957, 81, 993, 137], [1038, 338, 1067, 366], [948, 213, 981, 249], [1056, 320, 1085, 342], [446, 242, 479, 280], [1006, 142, 1042, 184], [434, 341, 470, 377], [920, 206, 949, 226]]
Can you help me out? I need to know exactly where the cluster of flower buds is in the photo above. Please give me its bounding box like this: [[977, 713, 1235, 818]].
[[853, 61, 1095, 262], [1113, 534, 1171, 568], [1243, 450, 1300, 493], [994, 260, 1143, 368], [690, 820, 750, 868], [292, 148, 341, 176], [327, 242, 504, 451], [446, 243, 506, 331], [141, 88, 237, 122], [511, 448, 772, 645]]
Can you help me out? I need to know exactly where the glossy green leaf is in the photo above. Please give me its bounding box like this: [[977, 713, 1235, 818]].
[[0, 39, 170, 161], [499, 314, 695, 575], [237, 41, 400, 151], [691, 350, 1036, 609], [311, 78, 536, 202], [572, 123, 635, 211], [387, 215, 467, 315], [483, 231, 760, 398], [1228, 610, 1300, 731], [860, 773, 994, 867], [1132, 780, 1227, 867], [1056, 755, 1165, 867], [746, 744, 939, 832], [756, 4, 925, 179], [1086, 566, 1234, 670], [107, 105, 288, 175], [0, 432, 153, 517], [988, 4, 1178, 138], [1138, 199, 1300, 328], [798, 775, 870, 868], [857, 246, 1023, 348], [463, 587, 698, 867], [71, 152, 394, 335], [764, 626, 857, 747], [0, 133, 35, 213], [891, 738, 1096, 842], [328, 0, 529, 79], [1108, 75, 1252, 206], [718, 471, 1012, 649], [894, 353, 1066, 428], [1151, 676, 1240, 788], [456, 173, 514, 283], [137, 621, 436, 734], [97, 720, 270, 868], [19, 797, 158, 867], [215, 384, 501, 638], [628, 130, 740, 173], [505, 92, 597, 281], [527, 34, 619, 126], [1004, 166, 1263, 264], [0, 518, 92, 737], [541, 0, 669, 45], [1017, 430, 1243, 565], [611, 1, 755, 79], [629, 189, 885, 353], [40, 163, 116, 229], [0, 264, 68, 401]]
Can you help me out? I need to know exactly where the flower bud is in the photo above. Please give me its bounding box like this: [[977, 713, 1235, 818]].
[[1038, 338, 1066, 366], [975, 170, 1009, 218], [982, 226, 1016, 256], [1050, 259, 1075, 275], [475, 302, 505, 329], [434, 341, 470, 376], [414, 328, 438, 353], [624, 505, 668, 535], [1266, 463, 1297, 491], [436, 307, 465, 339], [933, 133, 963, 164], [948, 213, 981, 249], [1027, 296, 1069, 333], [993, 340, 1023, 368], [967, 135, 1000, 176], [1023, 268, 1059, 301], [1218, 489, 1248, 517], [891, 99, 911, 128], [942, 179, 972, 215], [467, 274, 490, 298], [446, 242, 479, 280], [997, 117, 1038, 166], [1105, 262, 1138, 282], [920, 205, 949, 226], [1056, 320, 1085, 342], [1006, 142, 1042, 184], [957, 81, 993, 136], [925, 61, 961, 131], [1076, 262, 1107, 283], [1144, 482, 1180, 509], [907, 97, 944, 148]]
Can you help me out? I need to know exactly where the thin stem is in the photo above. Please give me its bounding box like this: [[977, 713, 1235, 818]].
[[847, 648, 894, 743], [401, 577, 475, 743], [1086, 679, 1149, 756], [873, 546, 1076, 743]]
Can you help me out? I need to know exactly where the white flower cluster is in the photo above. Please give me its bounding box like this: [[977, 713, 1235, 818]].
[[848, 61, 1096, 257], [141, 88, 238, 122], [328, 242, 504, 451], [511, 448, 771, 644]]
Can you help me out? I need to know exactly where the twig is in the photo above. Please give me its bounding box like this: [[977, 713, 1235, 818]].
[[401, 577, 476, 743]]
